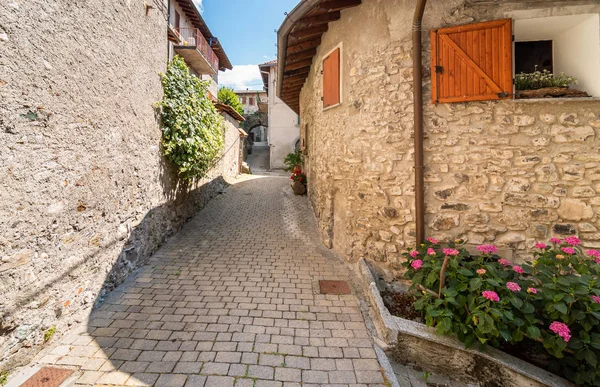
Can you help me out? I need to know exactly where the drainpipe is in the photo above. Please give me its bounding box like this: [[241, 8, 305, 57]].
[[413, 0, 428, 244]]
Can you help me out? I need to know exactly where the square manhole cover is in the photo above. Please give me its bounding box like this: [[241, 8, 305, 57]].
[[319, 280, 351, 295], [21, 367, 74, 387]]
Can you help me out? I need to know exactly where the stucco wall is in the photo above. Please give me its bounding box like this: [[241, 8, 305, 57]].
[[269, 66, 300, 169], [0, 0, 239, 370], [298, 0, 600, 270]]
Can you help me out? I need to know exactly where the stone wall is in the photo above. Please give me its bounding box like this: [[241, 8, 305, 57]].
[[0, 0, 239, 370], [298, 0, 600, 271]]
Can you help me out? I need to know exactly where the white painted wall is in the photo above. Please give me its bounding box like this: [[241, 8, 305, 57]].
[[267, 66, 300, 169], [515, 13, 600, 96]]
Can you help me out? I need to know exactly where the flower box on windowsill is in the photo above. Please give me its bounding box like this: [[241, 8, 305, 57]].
[[516, 87, 590, 99]]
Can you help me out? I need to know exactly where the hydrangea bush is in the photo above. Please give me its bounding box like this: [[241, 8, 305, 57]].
[[403, 237, 600, 385]]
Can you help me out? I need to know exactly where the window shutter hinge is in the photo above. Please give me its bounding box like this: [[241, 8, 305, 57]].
[[321, 96, 324, 101], [512, 35, 515, 42], [435, 66, 444, 74], [497, 92, 510, 98]]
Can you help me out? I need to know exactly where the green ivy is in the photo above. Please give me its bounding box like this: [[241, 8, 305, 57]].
[[158, 56, 224, 180]]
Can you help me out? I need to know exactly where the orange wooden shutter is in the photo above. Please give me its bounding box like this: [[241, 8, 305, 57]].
[[431, 19, 513, 103], [323, 48, 340, 108]]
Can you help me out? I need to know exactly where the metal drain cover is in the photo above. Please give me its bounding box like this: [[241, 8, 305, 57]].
[[21, 367, 73, 387], [319, 280, 351, 295]]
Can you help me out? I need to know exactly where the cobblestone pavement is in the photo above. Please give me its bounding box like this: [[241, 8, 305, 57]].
[[26, 175, 391, 387], [246, 146, 270, 172]]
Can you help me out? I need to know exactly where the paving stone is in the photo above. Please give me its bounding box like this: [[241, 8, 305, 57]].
[[205, 375, 235, 387], [155, 373, 188, 387], [184, 375, 207, 387], [275, 367, 302, 382]]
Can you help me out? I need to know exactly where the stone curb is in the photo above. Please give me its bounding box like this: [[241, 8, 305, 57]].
[[357, 258, 399, 346], [374, 343, 403, 387], [357, 258, 574, 387]]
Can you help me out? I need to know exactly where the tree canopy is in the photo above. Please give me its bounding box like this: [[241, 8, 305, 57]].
[[218, 87, 244, 116]]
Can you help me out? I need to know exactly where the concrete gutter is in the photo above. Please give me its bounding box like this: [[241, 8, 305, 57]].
[[275, 0, 321, 98]]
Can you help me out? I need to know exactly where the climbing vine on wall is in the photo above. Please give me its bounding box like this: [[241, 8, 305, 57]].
[[158, 56, 224, 179]]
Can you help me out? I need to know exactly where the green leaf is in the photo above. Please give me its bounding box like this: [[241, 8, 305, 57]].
[[526, 326, 541, 340], [584, 349, 598, 367], [554, 303, 568, 315], [522, 303, 535, 314], [457, 268, 473, 277], [510, 297, 523, 309], [469, 277, 482, 291]]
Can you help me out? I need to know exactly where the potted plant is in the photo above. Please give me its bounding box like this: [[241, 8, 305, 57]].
[[290, 166, 306, 195], [285, 150, 306, 195], [515, 68, 588, 99]]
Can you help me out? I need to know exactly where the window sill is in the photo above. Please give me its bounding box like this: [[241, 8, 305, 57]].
[[323, 102, 342, 112], [512, 97, 600, 103]]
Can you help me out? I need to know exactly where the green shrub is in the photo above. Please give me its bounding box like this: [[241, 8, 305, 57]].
[[515, 69, 578, 90], [403, 237, 600, 385], [218, 87, 244, 116], [158, 56, 224, 179], [284, 150, 302, 172], [0, 370, 8, 386]]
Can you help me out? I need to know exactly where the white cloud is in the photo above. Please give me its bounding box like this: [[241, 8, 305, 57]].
[[219, 65, 263, 91], [192, 0, 203, 13]]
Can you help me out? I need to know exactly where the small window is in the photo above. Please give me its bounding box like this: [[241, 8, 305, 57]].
[[174, 11, 180, 29], [515, 14, 600, 97], [515, 41, 553, 74], [241, 97, 246, 104], [249, 97, 254, 105], [323, 47, 341, 108]]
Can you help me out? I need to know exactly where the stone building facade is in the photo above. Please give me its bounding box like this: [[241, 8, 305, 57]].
[[277, 0, 600, 271], [0, 0, 240, 370]]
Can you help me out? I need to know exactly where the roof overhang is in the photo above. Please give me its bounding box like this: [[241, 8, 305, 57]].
[[214, 102, 245, 123], [276, 0, 362, 113], [258, 60, 277, 91], [174, 0, 233, 71]]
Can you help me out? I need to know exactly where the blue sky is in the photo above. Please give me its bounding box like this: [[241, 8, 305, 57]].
[[196, 0, 300, 90]]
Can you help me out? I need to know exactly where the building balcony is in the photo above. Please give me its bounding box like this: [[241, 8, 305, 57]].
[[173, 28, 219, 75]]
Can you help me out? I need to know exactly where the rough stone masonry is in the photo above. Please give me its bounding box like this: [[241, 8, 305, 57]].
[[0, 0, 239, 370], [298, 0, 600, 274]]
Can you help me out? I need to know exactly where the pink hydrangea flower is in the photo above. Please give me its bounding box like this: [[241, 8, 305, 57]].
[[477, 244, 498, 254], [482, 290, 500, 302], [527, 288, 538, 294], [498, 259, 511, 266], [550, 238, 562, 244], [411, 259, 423, 270], [591, 295, 600, 304], [506, 282, 521, 292], [442, 248, 459, 256], [549, 321, 571, 342], [476, 268, 486, 275], [564, 236, 581, 246], [586, 250, 600, 258], [561, 247, 575, 255], [427, 248, 436, 256], [534, 242, 547, 249], [426, 237, 439, 244], [512, 265, 524, 274], [596, 258, 600, 265], [409, 250, 419, 258]]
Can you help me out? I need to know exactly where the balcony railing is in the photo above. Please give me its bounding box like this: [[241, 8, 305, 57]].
[[174, 28, 219, 72]]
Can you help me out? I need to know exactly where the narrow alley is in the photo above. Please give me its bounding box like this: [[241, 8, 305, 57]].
[[19, 176, 389, 387]]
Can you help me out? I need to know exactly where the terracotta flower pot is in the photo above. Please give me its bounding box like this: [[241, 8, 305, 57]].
[[291, 181, 306, 195]]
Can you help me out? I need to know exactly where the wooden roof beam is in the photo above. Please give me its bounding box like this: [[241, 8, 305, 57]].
[[287, 38, 322, 54], [285, 59, 313, 72], [297, 11, 341, 26], [289, 24, 328, 39], [319, 0, 362, 11], [284, 68, 310, 77], [287, 49, 317, 64]]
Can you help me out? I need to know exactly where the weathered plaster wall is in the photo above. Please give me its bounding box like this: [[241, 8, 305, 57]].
[[0, 0, 239, 370], [269, 66, 300, 169], [299, 0, 600, 270]]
